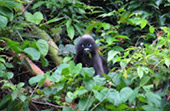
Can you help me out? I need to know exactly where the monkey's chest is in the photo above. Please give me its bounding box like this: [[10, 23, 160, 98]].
[[81, 57, 93, 67]]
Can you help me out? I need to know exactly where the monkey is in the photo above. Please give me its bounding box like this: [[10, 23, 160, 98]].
[[74, 34, 109, 77]]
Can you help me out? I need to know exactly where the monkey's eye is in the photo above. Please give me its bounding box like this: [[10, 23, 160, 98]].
[[81, 44, 85, 48], [87, 43, 92, 47]]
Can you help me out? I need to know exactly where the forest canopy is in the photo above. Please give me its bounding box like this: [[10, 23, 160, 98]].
[[0, 0, 170, 111]]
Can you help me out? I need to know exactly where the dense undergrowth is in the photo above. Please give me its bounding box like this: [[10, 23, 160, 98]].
[[0, 0, 170, 111]]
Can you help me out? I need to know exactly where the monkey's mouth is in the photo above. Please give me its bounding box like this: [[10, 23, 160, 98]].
[[83, 48, 91, 55], [84, 48, 90, 52]]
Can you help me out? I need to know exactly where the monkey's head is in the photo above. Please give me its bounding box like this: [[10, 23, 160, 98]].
[[76, 35, 98, 56]]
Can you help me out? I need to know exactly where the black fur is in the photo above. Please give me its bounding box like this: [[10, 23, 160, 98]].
[[74, 35, 109, 77]]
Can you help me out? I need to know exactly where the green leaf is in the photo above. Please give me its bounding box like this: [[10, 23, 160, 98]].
[[108, 89, 121, 106], [62, 107, 73, 111], [69, 61, 75, 74], [37, 39, 49, 57], [19, 95, 27, 102], [29, 74, 44, 86], [76, 88, 88, 96], [5, 63, 14, 68], [114, 35, 129, 39], [142, 105, 160, 111], [120, 87, 133, 103], [17, 82, 25, 88], [143, 85, 153, 92], [32, 1, 45, 9], [0, 7, 13, 21], [25, 11, 43, 24], [72, 63, 82, 76], [0, 63, 6, 70], [42, 17, 64, 25], [0, 71, 14, 79], [0, 15, 7, 29], [93, 75, 106, 86], [24, 47, 41, 60], [106, 36, 113, 45], [6, 72, 14, 79], [67, 92, 75, 101], [78, 97, 94, 110], [141, 19, 147, 29], [129, 87, 139, 104], [149, 26, 155, 33], [140, 76, 150, 86], [118, 104, 129, 110], [137, 66, 144, 79], [81, 67, 95, 77], [0, 58, 5, 63], [0, 94, 11, 108], [62, 67, 70, 75], [83, 79, 96, 90], [66, 20, 74, 40], [165, 58, 170, 68], [11, 91, 18, 100], [63, 56, 73, 63], [40, 57, 49, 67], [93, 90, 103, 101], [24, 101, 29, 111], [50, 64, 67, 82], [107, 50, 119, 62], [155, 0, 163, 7], [86, 22, 101, 32], [2, 83, 15, 91], [145, 92, 161, 107], [102, 23, 111, 30]]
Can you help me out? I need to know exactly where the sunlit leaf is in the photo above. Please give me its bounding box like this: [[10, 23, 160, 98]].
[[37, 39, 49, 57], [149, 26, 155, 33], [145, 92, 161, 107], [25, 11, 43, 24], [107, 50, 119, 62], [141, 19, 147, 29], [24, 47, 41, 60], [0, 15, 7, 29], [66, 20, 75, 40], [108, 89, 121, 106], [120, 87, 133, 103], [137, 66, 144, 79], [29, 74, 44, 86]]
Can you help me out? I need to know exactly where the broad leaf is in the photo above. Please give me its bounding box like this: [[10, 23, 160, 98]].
[[37, 39, 49, 57], [29, 74, 44, 86], [0, 15, 7, 29], [108, 89, 121, 106], [24, 47, 41, 60], [66, 20, 75, 40], [120, 87, 133, 103]]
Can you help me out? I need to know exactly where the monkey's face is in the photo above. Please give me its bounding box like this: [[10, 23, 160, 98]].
[[76, 35, 98, 57], [81, 42, 93, 56]]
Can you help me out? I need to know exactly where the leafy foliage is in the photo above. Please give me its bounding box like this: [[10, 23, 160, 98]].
[[0, 0, 170, 111]]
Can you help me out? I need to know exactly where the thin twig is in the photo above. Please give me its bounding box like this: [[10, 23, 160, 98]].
[[30, 101, 40, 111], [82, 92, 92, 110], [32, 99, 64, 108], [22, 1, 33, 14], [30, 84, 39, 97]]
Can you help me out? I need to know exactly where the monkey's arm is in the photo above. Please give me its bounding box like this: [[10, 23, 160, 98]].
[[74, 54, 80, 64], [93, 54, 105, 77]]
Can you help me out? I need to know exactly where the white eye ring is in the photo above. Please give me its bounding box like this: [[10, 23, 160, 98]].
[[82, 44, 85, 47]]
